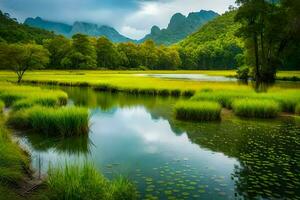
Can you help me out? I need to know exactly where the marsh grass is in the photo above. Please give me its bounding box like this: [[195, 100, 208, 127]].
[[8, 106, 89, 137], [232, 99, 280, 118], [47, 162, 138, 200], [175, 101, 221, 121]]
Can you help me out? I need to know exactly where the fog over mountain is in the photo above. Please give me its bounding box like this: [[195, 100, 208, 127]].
[[0, 0, 235, 39]]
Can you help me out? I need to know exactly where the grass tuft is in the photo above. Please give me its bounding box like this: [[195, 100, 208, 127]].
[[8, 106, 89, 137], [175, 101, 221, 121], [47, 162, 138, 200], [232, 99, 280, 118]]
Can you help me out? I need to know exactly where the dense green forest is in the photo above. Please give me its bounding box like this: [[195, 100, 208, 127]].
[[0, 0, 299, 75]]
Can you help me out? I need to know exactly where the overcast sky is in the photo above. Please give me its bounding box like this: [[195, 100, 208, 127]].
[[0, 0, 236, 39]]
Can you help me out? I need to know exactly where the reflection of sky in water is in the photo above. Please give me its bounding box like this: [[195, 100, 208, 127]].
[[17, 106, 239, 199], [137, 73, 236, 82]]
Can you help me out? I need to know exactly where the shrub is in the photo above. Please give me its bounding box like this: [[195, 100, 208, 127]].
[[8, 106, 89, 137], [47, 163, 138, 200], [296, 104, 300, 115], [232, 99, 280, 118], [175, 101, 222, 121]]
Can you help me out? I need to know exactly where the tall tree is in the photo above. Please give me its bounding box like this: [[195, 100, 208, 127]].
[[96, 37, 119, 69], [62, 34, 97, 69], [235, 0, 300, 83], [43, 35, 72, 68], [0, 43, 49, 83]]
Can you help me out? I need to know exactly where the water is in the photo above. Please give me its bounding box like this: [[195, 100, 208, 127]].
[[15, 87, 300, 200], [138, 73, 236, 82]]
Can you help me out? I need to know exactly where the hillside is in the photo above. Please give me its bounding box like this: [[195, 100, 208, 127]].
[[178, 11, 244, 69], [24, 17, 134, 43], [0, 11, 55, 44], [140, 10, 219, 45]]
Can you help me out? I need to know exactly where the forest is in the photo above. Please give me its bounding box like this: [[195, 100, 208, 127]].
[[1, 0, 300, 84]]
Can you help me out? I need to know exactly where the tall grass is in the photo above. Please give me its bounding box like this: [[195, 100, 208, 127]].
[[175, 101, 221, 121], [0, 100, 4, 113], [47, 162, 138, 200], [232, 99, 280, 118], [8, 106, 89, 137]]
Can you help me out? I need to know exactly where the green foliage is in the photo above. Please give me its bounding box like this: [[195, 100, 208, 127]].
[[47, 162, 138, 200], [0, 43, 49, 82], [235, 0, 300, 82], [96, 37, 120, 69], [175, 101, 221, 121], [232, 99, 280, 118], [0, 10, 55, 44], [178, 11, 243, 70], [62, 34, 97, 69], [43, 35, 72, 68], [8, 106, 89, 137]]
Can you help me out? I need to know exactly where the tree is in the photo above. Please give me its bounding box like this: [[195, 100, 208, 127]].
[[96, 37, 119, 69], [43, 35, 72, 68], [235, 0, 300, 83], [62, 34, 97, 69], [0, 43, 49, 83]]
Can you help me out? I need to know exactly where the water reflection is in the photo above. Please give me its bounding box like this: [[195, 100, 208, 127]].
[[15, 87, 300, 200]]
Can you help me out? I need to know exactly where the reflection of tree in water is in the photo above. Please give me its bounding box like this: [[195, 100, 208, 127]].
[[168, 117, 300, 199]]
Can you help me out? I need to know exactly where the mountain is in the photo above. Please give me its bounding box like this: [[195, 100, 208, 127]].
[[140, 10, 219, 45], [178, 11, 244, 69], [24, 17, 134, 43], [0, 11, 55, 44]]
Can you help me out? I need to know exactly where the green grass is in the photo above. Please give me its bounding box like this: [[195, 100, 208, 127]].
[[47, 162, 138, 200], [175, 101, 222, 121], [296, 104, 300, 115], [232, 99, 280, 118], [8, 106, 89, 137], [0, 82, 68, 108]]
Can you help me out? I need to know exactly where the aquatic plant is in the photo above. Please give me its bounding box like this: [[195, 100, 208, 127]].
[[175, 101, 221, 121], [7, 106, 89, 137], [232, 99, 280, 118], [47, 162, 138, 200]]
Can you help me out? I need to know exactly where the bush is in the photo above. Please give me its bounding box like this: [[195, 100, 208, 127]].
[[8, 106, 89, 137], [232, 99, 280, 118], [47, 163, 138, 200], [175, 101, 222, 121]]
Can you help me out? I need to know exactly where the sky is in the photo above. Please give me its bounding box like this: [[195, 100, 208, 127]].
[[0, 0, 236, 39]]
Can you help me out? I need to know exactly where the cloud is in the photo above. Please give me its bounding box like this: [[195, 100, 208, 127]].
[[0, 0, 236, 39]]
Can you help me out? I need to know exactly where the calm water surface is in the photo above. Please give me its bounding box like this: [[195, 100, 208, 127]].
[[15, 87, 300, 200]]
